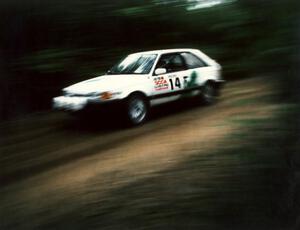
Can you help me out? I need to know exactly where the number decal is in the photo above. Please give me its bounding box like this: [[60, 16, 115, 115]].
[[169, 76, 188, 90], [183, 76, 188, 87], [175, 78, 181, 88], [169, 78, 174, 90]]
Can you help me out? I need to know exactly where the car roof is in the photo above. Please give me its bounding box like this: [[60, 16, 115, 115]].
[[132, 48, 198, 56]]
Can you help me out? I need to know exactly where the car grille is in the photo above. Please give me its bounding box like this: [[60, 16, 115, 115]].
[[63, 91, 96, 97]]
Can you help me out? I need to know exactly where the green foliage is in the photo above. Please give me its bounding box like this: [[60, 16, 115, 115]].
[[4, 0, 298, 78], [0, 0, 299, 118]]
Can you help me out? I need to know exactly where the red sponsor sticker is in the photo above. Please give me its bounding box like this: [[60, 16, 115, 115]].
[[154, 76, 168, 91]]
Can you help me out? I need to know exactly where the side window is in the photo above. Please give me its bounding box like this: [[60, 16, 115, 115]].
[[181, 52, 207, 69], [155, 53, 186, 73]]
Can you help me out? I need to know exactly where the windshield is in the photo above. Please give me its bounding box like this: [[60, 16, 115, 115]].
[[108, 54, 157, 75]]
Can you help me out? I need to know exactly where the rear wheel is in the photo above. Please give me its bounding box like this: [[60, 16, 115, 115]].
[[126, 95, 148, 125], [200, 82, 216, 105]]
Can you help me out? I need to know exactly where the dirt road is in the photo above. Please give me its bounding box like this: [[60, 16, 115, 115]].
[[0, 77, 290, 229]]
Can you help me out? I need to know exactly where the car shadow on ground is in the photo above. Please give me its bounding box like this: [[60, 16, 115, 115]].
[[62, 99, 206, 133]]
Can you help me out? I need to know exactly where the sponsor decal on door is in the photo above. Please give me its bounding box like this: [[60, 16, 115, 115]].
[[154, 76, 169, 91]]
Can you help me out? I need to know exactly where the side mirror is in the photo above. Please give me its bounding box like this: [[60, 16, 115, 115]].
[[154, 68, 167, 75]]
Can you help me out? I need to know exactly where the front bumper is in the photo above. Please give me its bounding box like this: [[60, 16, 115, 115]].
[[53, 96, 89, 111], [52, 96, 121, 112]]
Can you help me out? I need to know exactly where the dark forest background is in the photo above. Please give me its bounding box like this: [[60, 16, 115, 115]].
[[0, 0, 299, 120]]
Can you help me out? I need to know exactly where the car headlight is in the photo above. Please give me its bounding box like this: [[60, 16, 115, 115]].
[[62, 89, 69, 96], [100, 91, 121, 100]]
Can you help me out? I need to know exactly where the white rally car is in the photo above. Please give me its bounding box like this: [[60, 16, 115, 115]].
[[53, 49, 224, 125]]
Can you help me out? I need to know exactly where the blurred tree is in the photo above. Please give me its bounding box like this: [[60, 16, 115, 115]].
[[0, 0, 298, 120]]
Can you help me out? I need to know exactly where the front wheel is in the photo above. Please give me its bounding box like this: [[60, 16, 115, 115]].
[[126, 95, 148, 126]]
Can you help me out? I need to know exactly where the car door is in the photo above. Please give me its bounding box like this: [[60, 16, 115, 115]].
[[150, 53, 189, 105]]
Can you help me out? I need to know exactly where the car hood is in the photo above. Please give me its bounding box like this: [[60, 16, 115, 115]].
[[63, 74, 143, 95]]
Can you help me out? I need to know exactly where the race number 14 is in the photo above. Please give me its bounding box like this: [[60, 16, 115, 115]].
[[169, 76, 188, 90]]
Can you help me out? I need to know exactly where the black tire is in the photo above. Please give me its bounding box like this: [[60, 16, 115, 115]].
[[200, 82, 216, 105], [125, 95, 148, 126]]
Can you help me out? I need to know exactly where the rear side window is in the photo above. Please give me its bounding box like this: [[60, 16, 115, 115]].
[[181, 52, 207, 69]]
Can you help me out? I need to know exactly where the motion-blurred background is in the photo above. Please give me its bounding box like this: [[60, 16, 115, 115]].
[[1, 1, 300, 230], [0, 0, 299, 120]]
